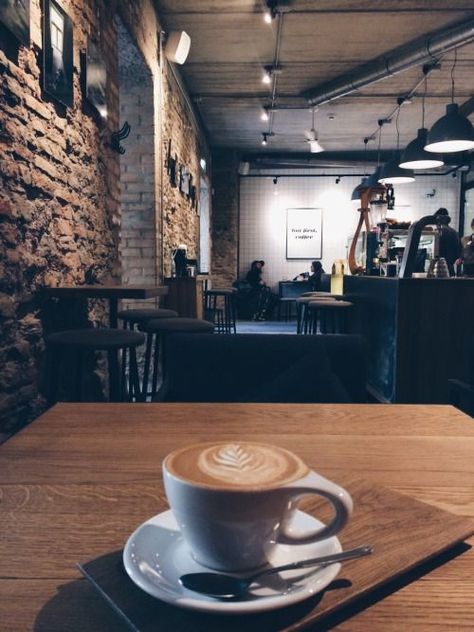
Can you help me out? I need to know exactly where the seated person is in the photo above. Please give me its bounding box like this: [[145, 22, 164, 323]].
[[293, 261, 325, 290], [246, 260, 278, 320]]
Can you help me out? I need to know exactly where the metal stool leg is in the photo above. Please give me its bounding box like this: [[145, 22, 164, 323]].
[[128, 346, 141, 402], [108, 350, 120, 402], [151, 334, 161, 397], [142, 333, 154, 401]]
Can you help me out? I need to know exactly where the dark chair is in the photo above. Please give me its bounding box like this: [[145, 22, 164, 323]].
[[46, 328, 145, 403], [158, 333, 367, 403], [140, 317, 215, 400], [204, 289, 237, 333]]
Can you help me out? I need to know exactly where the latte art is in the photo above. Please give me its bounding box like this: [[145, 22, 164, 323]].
[[165, 441, 309, 489]]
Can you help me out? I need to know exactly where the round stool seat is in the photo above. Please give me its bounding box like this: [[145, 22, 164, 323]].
[[46, 328, 145, 350], [206, 288, 236, 295], [308, 300, 353, 309], [296, 296, 337, 305], [117, 308, 178, 323], [143, 317, 214, 333]]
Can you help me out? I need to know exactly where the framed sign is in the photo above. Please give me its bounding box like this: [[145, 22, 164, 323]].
[[286, 208, 322, 259], [0, 0, 30, 44], [86, 38, 107, 119], [43, 0, 74, 107]]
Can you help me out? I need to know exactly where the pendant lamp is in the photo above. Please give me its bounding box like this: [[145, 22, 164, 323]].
[[351, 177, 368, 204], [425, 49, 474, 153], [379, 107, 414, 184], [378, 155, 415, 184], [425, 103, 474, 153], [400, 128, 444, 169]]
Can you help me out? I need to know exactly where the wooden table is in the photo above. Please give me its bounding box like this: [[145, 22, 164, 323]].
[[1, 403, 474, 630], [43, 285, 169, 327]]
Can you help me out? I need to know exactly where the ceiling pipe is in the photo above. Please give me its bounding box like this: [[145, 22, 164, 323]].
[[304, 16, 474, 107]]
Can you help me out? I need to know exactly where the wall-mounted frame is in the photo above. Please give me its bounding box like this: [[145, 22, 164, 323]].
[[0, 0, 30, 44], [42, 0, 73, 107], [86, 38, 107, 119], [286, 207, 322, 259]]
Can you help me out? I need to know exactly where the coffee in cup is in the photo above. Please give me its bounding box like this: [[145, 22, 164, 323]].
[[163, 441, 353, 572]]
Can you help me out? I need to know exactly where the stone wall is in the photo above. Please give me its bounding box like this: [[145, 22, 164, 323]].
[[210, 149, 239, 287], [0, 0, 207, 436]]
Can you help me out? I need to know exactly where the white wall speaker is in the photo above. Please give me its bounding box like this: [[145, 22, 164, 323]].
[[165, 31, 191, 65]]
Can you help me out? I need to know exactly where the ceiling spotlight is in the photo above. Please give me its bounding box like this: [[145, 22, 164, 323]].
[[262, 68, 272, 84], [262, 133, 268, 146], [306, 109, 325, 153], [335, 176, 341, 184], [328, 113, 336, 120], [273, 176, 278, 184], [261, 108, 269, 122]]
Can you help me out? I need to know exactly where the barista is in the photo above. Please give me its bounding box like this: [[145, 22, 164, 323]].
[[433, 208, 462, 276], [456, 218, 474, 276]]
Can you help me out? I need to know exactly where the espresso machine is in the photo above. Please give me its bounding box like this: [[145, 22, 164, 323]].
[[398, 214, 448, 278]]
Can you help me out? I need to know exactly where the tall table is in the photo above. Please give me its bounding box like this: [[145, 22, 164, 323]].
[[1, 403, 474, 630], [43, 285, 169, 328]]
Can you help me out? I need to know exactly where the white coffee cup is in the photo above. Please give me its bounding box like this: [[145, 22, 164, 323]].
[[163, 441, 353, 572]]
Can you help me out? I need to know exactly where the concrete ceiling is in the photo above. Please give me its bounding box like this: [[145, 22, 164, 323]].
[[154, 1, 474, 159]]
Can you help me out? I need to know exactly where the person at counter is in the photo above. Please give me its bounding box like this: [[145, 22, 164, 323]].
[[434, 208, 462, 276], [456, 218, 474, 276]]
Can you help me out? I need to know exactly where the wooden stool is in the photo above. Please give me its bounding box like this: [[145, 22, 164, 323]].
[[307, 300, 354, 334], [46, 328, 145, 403], [277, 297, 296, 321], [141, 317, 214, 399], [204, 289, 236, 334], [118, 308, 178, 330], [296, 296, 338, 334]]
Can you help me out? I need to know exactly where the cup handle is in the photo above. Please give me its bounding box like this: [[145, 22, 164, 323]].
[[277, 471, 353, 545]]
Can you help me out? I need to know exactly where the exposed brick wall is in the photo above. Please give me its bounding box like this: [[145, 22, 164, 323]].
[[210, 149, 239, 287], [0, 0, 208, 435], [161, 66, 201, 278]]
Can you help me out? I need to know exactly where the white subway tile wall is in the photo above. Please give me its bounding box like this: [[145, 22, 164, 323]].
[[239, 169, 460, 291]]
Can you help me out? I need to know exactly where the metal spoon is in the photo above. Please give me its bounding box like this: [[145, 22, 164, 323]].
[[180, 545, 373, 598]]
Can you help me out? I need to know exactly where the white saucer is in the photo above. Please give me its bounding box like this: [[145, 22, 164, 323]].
[[123, 509, 342, 614]]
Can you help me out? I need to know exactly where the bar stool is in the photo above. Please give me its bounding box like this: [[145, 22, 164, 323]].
[[277, 297, 296, 321], [141, 317, 214, 400], [117, 308, 178, 393], [204, 289, 236, 334], [46, 328, 145, 404], [307, 299, 354, 334], [296, 295, 338, 334], [118, 308, 178, 330]]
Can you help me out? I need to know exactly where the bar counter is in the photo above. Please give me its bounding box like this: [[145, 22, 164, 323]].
[[344, 276, 474, 403]]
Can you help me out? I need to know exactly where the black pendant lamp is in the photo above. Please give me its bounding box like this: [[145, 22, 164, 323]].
[[425, 103, 474, 153], [400, 128, 444, 169], [425, 49, 474, 153], [379, 155, 415, 184], [378, 107, 415, 185], [399, 74, 443, 169]]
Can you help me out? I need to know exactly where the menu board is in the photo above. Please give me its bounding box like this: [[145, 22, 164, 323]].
[[286, 208, 322, 259]]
